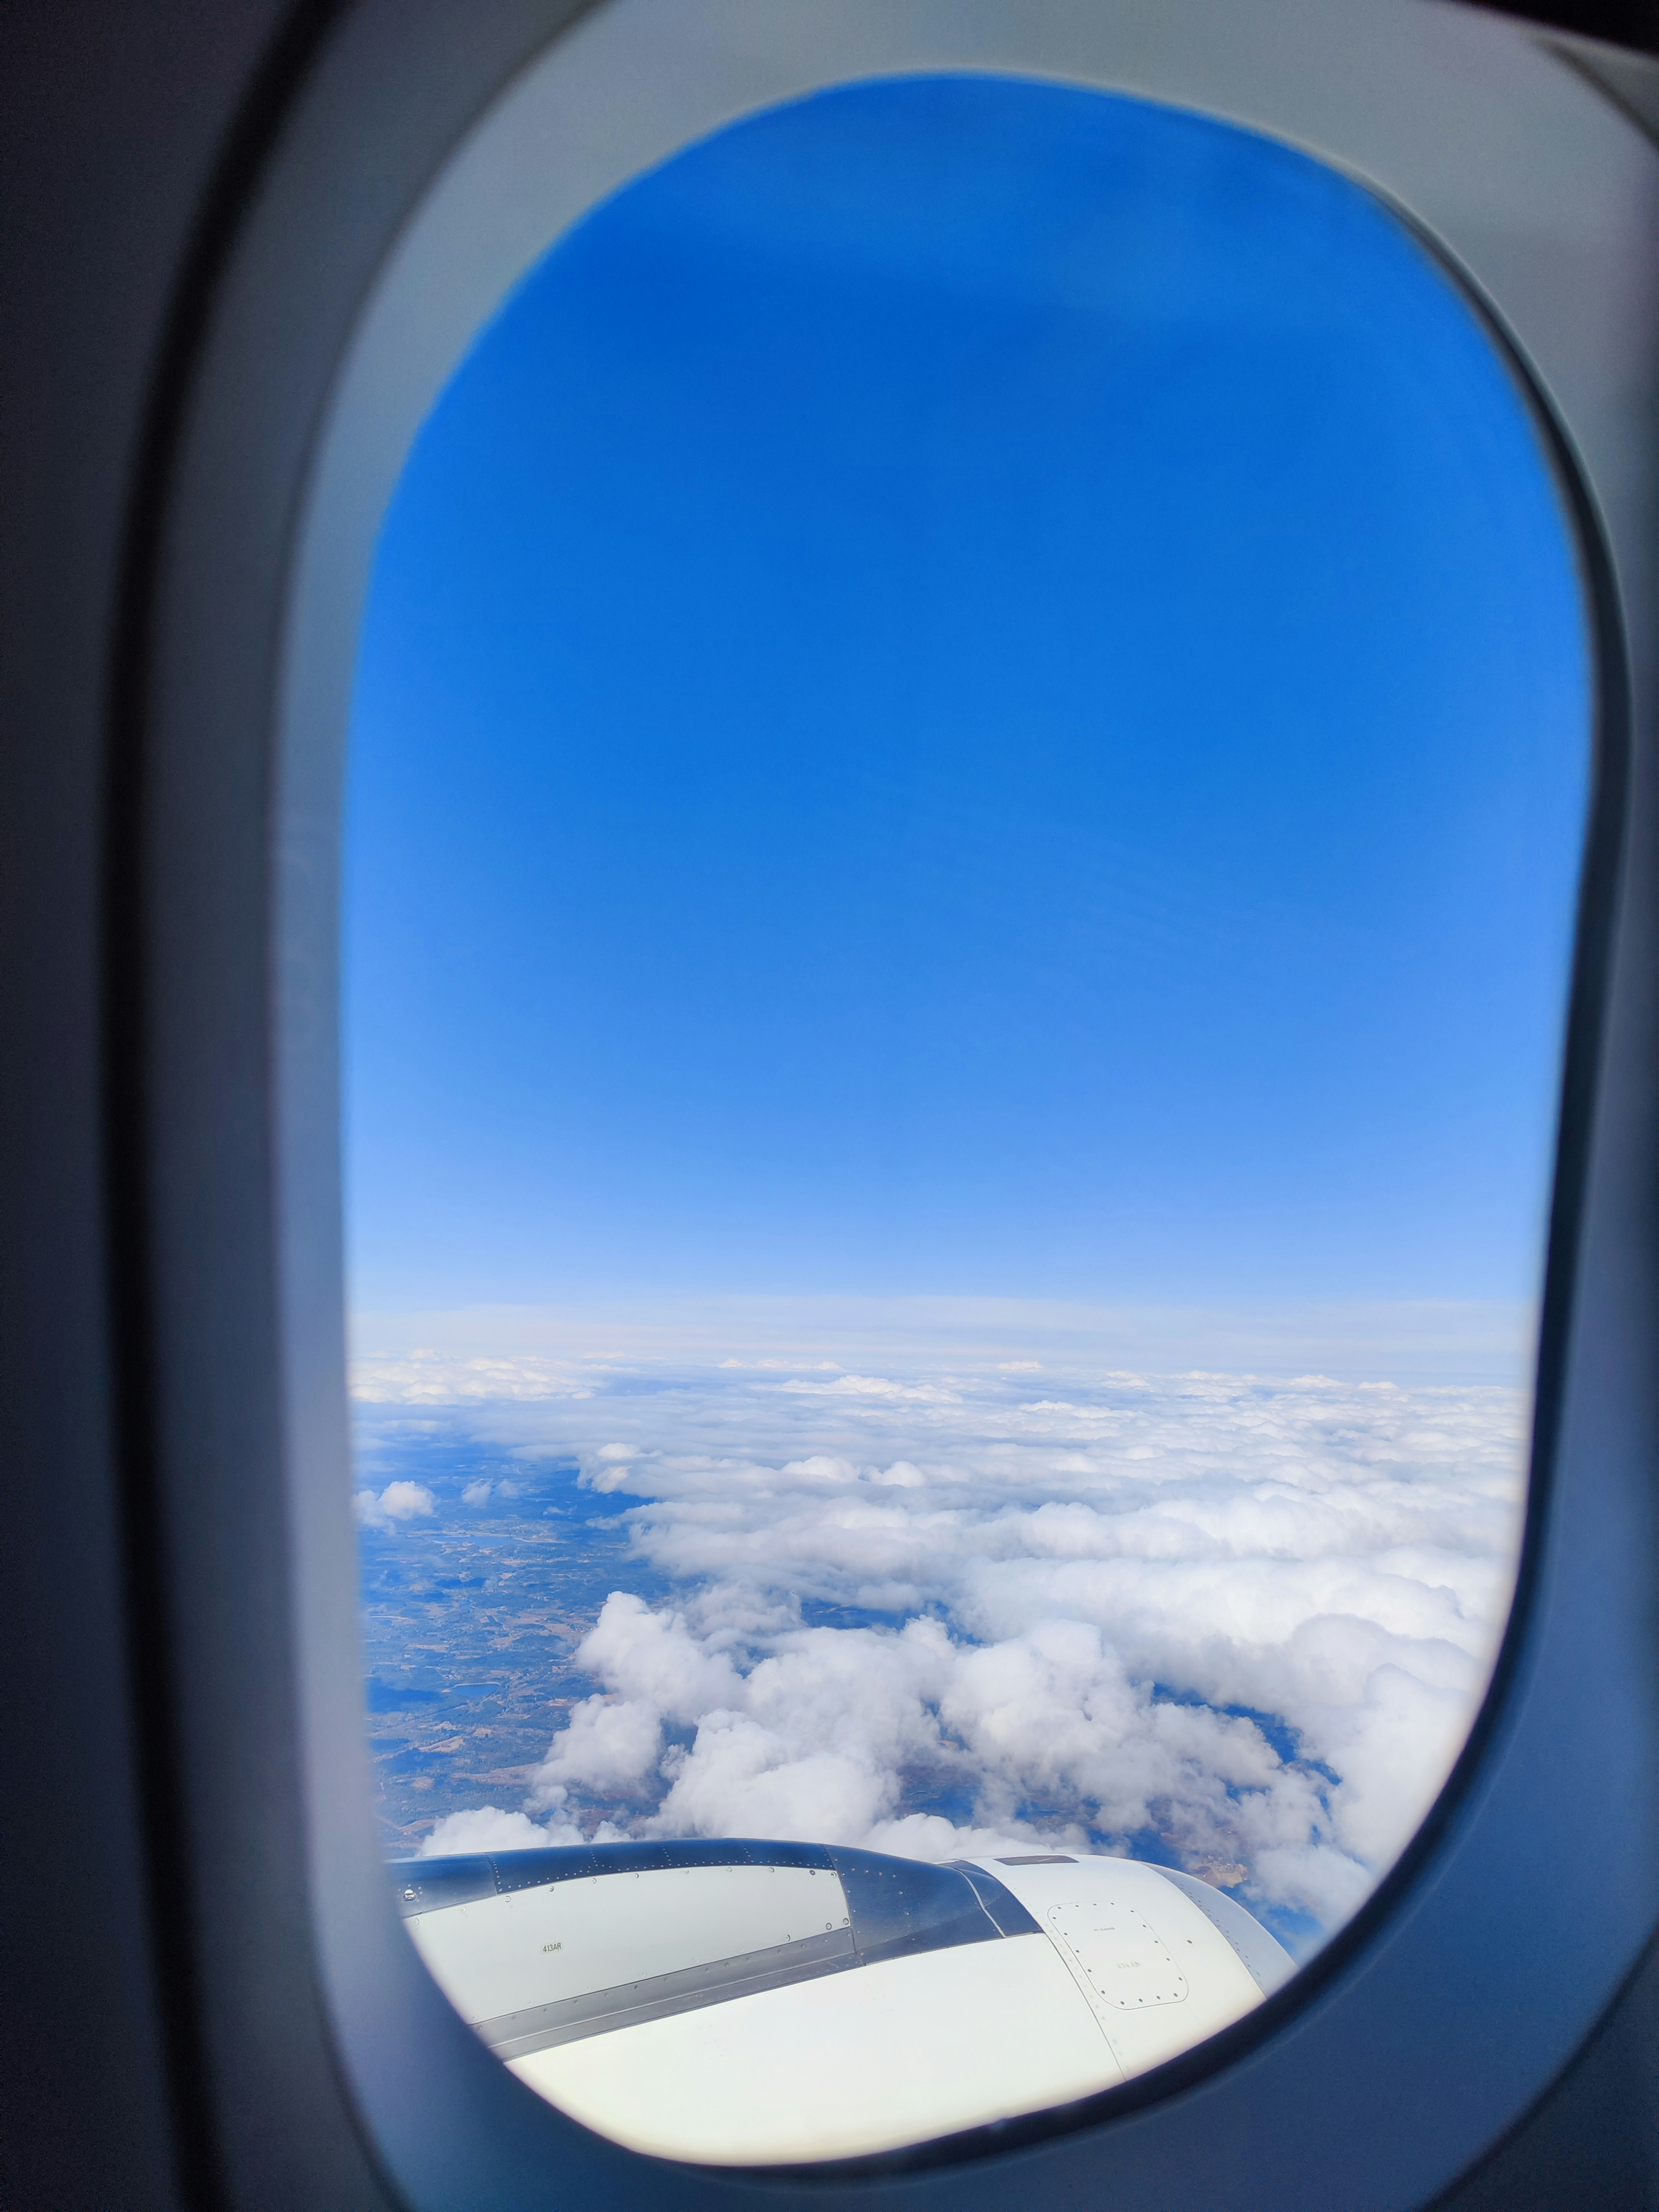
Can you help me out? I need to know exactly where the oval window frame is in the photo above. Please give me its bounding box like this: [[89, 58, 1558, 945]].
[[127, 3, 1659, 2208]]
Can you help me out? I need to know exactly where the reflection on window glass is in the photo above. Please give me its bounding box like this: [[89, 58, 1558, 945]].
[[348, 75, 1587, 2163]]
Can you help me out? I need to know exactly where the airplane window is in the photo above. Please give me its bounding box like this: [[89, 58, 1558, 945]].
[[344, 73, 1589, 2166]]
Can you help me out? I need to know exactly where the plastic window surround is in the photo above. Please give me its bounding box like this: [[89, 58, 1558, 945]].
[[133, 2, 1659, 2209]]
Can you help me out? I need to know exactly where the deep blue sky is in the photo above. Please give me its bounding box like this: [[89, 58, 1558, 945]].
[[345, 75, 1589, 1317]]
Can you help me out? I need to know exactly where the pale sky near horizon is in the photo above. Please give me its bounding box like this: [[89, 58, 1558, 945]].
[[344, 72, 1589, 1336], [345, 1292, 1537, 1392]]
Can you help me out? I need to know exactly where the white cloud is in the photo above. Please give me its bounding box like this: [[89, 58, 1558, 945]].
[[461, 1478, 494, 1506], [572, 1592, 745, 1722], [351, 1351, 594, 1404], [357, 1352, 1526, 1944], [417, 1805, 581, 1856], [528, 1694, 664, 1811], [353, 1480, 436, 1530]]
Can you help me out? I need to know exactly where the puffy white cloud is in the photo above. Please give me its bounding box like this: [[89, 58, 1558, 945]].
[[417, 1805, 582, 1856], [354, 1480, 436, 1530], [528, 1694, 664, 1810], [357, 1351, 1526, 1945], [573, 1592, 745, 1723]]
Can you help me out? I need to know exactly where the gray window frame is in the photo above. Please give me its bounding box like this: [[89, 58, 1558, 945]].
[[124, 3, 1659, 2206]]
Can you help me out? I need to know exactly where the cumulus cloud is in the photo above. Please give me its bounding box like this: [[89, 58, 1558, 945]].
[[418, 1805, 582, 1856], [356, 1353, 1526, 1945], [353, 1480, 436, 1530]]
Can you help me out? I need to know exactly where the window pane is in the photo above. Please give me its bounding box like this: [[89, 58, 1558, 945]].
[[348, 73, 1588, 2164]]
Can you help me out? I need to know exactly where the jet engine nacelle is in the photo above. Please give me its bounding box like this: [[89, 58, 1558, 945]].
[[394, 1840, 1294, 2163]]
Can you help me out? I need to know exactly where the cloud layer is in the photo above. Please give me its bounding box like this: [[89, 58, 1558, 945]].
[[357, 1351, 1527, 1947]]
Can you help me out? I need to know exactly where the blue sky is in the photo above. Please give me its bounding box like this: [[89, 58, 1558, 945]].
[[345, 73, 1589, 1320]]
